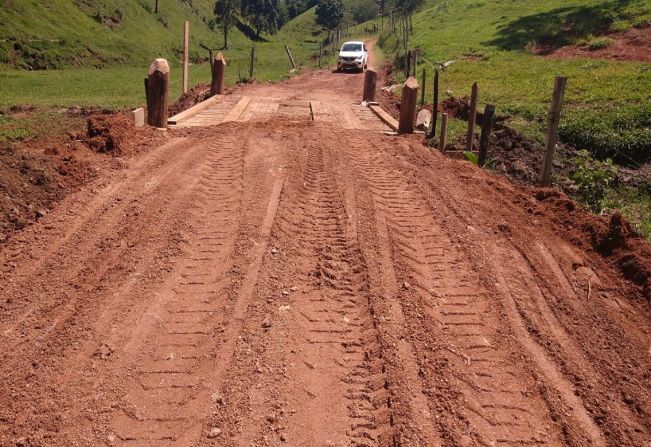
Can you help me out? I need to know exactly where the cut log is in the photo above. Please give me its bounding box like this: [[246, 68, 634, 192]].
[[415, 109, 431, 131], [398, 77, 419, 134], [146, 58, 169, 128], [363, 68, 378, 102], [211, 53, 226, 96]]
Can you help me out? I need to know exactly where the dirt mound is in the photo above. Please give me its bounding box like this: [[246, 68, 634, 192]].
[[1, 110, 167, 246], [83, 114, 134, 154], [168, 83, 211, 117], [0, 138, 97, 244], [533, 188, 651, 300], [538, 26, 651, 62]]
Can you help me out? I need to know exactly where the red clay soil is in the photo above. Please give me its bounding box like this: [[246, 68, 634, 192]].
[[0, 111, 167, 245], [538, 26, 651, 61], [0, 51, 650, 447]]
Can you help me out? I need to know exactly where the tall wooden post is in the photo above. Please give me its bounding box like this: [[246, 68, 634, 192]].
[[210, 52, 226, 96], [404, 50, 410, 79], [146, 58, 169, 128], [478, 104, 496, 167], [412, 50, 417, 77], [429, 69, 439, 139], [284, 44, 296, 69], [319, 43, 322, 68], [249, 45, 255, 79], [398, 77, 419, 134], [466, 82, 479, 151], [182, 20, 189, 94], [363, 68, 378, 102], [420, 68, 426, 105], [540, 76, 568, 186], [439, 113, 448, 151]]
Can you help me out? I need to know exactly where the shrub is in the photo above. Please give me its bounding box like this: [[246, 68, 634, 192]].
[[559, 106, 651, 165], [587, 37, 614, 50], [571, 150, 618, 212]]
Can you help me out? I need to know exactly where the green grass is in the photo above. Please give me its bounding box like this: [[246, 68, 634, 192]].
[[0, 6, 328, 109], [374, 0, 651, 164], [0, 0, 223, 69], [606, 186, 651, 239]]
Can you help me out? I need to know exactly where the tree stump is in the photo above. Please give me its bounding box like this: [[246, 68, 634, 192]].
[[146, 58, 169, 128], [398, 77, 419, 134], [211, 53, 226, 96], [363, 68, 378, 102]]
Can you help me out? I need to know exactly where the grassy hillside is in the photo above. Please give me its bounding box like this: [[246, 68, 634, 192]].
[[0, 0, 225, 69], [0, 3, 327, 108], [374, 0, 651, 237]]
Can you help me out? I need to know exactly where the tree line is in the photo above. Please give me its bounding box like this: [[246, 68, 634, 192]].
[[212, 0, 425, 47]]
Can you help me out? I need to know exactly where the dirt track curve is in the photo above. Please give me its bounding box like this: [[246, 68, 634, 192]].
[[1, 50, 650, 447]]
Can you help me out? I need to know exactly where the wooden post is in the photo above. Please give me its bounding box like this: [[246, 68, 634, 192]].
[[398, 77, 419, 134], [439, 113, 448, 151], [363, 68, 378, 102], [420, 68, 426, 105], [146, 58, 169, 128], [540, 76, 568, 186], [319, 43, 322, 68], [285, 44, 296, 69], [404, 50, 410, 79], [182, 20, 189, 94], [429, 68, 439, 138], [478, 104, 496, 167], [249, 45, 255, 79], [466, 82, 479, 151], [412, 50, 417, 77], [210, 52, 226, 96]]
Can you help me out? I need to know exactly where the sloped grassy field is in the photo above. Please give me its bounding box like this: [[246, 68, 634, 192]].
[[376, 0, 651, 164], [0, 2, 325, 108]]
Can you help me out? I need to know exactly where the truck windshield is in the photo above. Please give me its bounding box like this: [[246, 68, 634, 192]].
[[341, 43, 362, 52]]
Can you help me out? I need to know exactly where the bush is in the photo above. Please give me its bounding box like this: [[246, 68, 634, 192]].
[[559, 105, 651, 165], [587, 36, 614, 50], [570, 150, 618, 212]]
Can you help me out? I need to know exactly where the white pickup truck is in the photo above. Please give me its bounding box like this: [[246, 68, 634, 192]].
[[337, 41, 368, 73]]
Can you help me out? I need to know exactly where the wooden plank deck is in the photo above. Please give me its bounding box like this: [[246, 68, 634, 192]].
[[170, 95, 393, 132]]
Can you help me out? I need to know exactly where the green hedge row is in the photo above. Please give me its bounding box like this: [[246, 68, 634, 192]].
[[559, 105, 651, 165]]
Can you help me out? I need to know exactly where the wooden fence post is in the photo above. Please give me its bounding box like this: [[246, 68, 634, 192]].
[[210, 52, 226, 96], [182, 20, 189, 94], [285, 44, 296, 69], [398, 77, 419, 134], [466, 82, 479, 151], [412, 50, 417, 77], [540, 76, 568, 186], [429, 69, 439, 139], [478, 104, 496, 167], [319, 43, 322, 68], [363, 68, 378, 102], [404, 50, 410, 79], [420, 68, 426, 105], [439, 113, 448, 151], [146, 58, 169, 128], [249, 45, 255, 79]]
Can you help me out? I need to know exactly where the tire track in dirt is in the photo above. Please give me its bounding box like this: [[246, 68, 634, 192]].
[[337, 132, 604, 446], [268, 139, 390, 445], [0, 137, 215, 445], [105, 135, 248, 445]]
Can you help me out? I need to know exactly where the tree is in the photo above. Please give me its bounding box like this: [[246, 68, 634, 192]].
[[241, 0, 280, 36], [352, 0, 378, 24], [214, 0, 239, 48], [155, 0, 159, 14], [315, 0, 344, 34]]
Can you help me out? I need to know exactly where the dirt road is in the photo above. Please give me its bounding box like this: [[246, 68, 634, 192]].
[[1, 57, 650, 447]]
